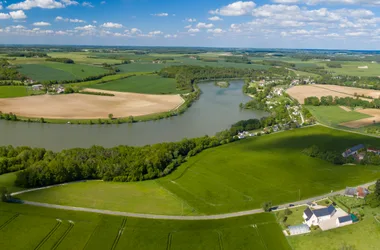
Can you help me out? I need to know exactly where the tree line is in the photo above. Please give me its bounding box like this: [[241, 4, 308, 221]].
[[46, 58, 75, 64], [304, 96, 380, 109]]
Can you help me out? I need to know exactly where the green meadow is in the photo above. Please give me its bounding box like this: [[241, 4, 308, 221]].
[[0, 86, 28, 98], [90, 74, 188, 94], [18, 63, 108, 81], [17, 126, 380, 215], [0, 202, 290, 250], [306, 106, 372, 127]]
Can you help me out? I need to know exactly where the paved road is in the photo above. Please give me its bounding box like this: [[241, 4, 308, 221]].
[[14, 180, 377, 221]]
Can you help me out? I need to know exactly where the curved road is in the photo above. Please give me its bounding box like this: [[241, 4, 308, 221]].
[[12, 181, 376, 221]]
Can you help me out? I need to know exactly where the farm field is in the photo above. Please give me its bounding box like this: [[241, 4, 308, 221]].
[[0, 89, 183, 119], [288, 206, 380, 250], [0, 86, 28, 98], [16, 126, 380, 215], [17, 63, 108, 81], [322, 61, 380, 77], [286, 84, 376, 104], [117, 63, 171, 73], [48, 52, 122, 65], [91, 74, 188, 94], [0, 172, 25, 193], [340, 109, 380, 128], [0, 202, 291, 250], [306, 106, 372, 127]]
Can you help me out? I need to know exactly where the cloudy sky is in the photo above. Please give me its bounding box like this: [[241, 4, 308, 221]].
[[1, 0, 380, 49]]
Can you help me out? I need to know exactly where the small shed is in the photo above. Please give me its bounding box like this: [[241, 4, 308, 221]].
[[336, 215, 353, 227], [288, 224, 310, 235]]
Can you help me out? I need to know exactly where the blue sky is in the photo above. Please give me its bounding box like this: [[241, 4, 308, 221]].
[[1, 0, 380, 49]]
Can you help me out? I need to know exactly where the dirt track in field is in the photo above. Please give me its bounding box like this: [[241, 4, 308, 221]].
[[287, 84, 377, 104], [340, 109, 380, 128], [0, 88, 184, 119]]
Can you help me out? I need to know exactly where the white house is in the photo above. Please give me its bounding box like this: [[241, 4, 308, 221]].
[[303, 205, 336, 227], [336, 215, 353, 227]]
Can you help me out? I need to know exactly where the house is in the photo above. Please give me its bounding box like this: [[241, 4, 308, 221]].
[[336, 215, 353, 227], [344, 187, 369, 199], [32, 84, 43, 91], [367, 148, 380, 155], [342, 144, 365, 158], [303, 205, 336, 227]]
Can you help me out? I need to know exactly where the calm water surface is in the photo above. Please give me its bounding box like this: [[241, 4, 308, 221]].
[[0, 81, 266, 151]]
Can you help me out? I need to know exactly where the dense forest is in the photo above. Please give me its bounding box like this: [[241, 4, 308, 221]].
[[304, 96, 380, 109], [0, 59, 24, 81]]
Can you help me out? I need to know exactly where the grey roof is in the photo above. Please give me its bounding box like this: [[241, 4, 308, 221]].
[[338, 215, 352, 223], [304, 207, 314, 221], [343, 144, 365, 157], [288, 224, 310, 234], [345, 187, 356, 196], [312, 205, 336, 218]]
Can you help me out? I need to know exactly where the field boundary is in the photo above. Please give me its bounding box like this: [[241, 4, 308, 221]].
[[51, 221, 74, 250], [34, 220, 62, 250], [0, 213, 19, 230]]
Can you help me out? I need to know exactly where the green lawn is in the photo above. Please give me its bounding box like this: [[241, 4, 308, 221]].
[[0, 86, 28, 98], [306, 106, 372, 126], [288, 206, 380, 250], [16, 126, 380, 215], [17, 180, 197, 215], [333, 195, 366, 208], [90, 74, 188, 94], [18, 63, 108, 81], [0, 202, 291, 250], [275, 206, 308, 229]]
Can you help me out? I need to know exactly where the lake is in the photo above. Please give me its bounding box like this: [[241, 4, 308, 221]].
[[0, 81, 267, 151]]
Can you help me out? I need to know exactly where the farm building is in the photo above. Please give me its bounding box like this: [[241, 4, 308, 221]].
[[303, 205, 336, 227], [32, 84, 43, 90], [336, 215, 353, 227], [288, 224, 310, 236], [367, 148, 380, 155], [342, 144, 365, 158], [344, 187, 369, 199]]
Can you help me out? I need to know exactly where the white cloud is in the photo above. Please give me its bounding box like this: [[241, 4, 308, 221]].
[[82, 1, 93, 7], [8, 0, 65, 10], [207, 28, 225, 34], [75, 24, 96, 30], [100, 1, 106, 4], [0, 3, 2, 10], [101, 22, 123, 28], [186, 18, 196, 22], [208, 16, 223, 21], [60, 0, 78, 5], [33, 21, 51, 26], [196, 22, 214, 29], [346, 31, 368, 36], [210, 1, 256, 16], [302, 0, 380, 6], [152, 13, 168, 17], [188, 28, 200, 33], [55, 16, 85, 23], [92, 20, 97, 24], [55, 30, 68, 35], [273, 0, 299, 3], [0, 13, 10, 19], [148, 30, 163, 35], [9, 10, 27, 19], [184, 25, 192, 29], [9, 25, 26, 29], [164, 34, 178, 38], [130, 28, 141, 34]]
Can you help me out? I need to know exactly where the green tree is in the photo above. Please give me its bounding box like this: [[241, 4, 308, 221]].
[[262, 201, 272, 212], [375, 179, 380, 199], [0, 187, 10, 202], [108, 113, 113, 120]]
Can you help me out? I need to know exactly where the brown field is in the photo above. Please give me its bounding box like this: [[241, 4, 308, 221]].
[[0, 88, 184, 119], [340, 109, 380, 128], [287, 84, 376, 104]]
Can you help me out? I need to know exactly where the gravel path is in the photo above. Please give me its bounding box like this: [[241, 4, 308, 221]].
[[14, 180, 377, 221]]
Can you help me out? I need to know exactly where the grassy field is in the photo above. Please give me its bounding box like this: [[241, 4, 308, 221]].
[[90, 74, 188, 94], [0, 86, 28, 98], [117, 63, 171, 73], [306, 106, 372, 126], [0, 172, 25, 193], [321, 61, 380, 77], [16, 126, 380, 215], [275, 206, 308, 229], [48, 52, 122, 65], [18, 63, 108, 81], [289, 206, 380, 250], [16, 180, 198, 215], [0, 202, 291, 250]]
